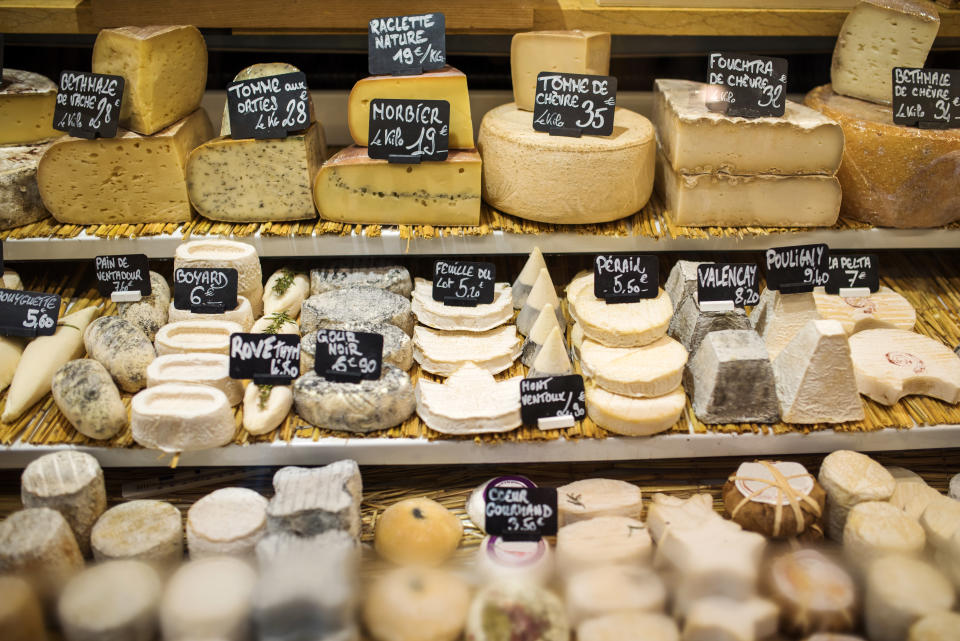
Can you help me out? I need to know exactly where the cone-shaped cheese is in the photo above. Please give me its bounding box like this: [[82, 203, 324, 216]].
[[849, 329, 960, 405], [416, 363, 522, 434], [521, 303, 564, 367], [581, 335, 687, 398], [813, 287, 916, 335], [585, 383, 685, 436], [568, 276, 673, 348], [529, 327, 573, 378], [517, 268, 563, 336], [750, 287, 822, 360], [512, 247, 548, 309]]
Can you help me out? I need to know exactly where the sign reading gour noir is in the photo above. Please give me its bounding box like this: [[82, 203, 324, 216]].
[[94, 254, 152, 299], [368, 99, 449, 162], [483, 485, 558, 541], [229, 333, 300, 384], [226, 72, 310, 140], [764, 244, 829, 294], [892, 68, 960, 129], [697, 263, 760, 309], [520, 375, 586, 429], [313, 329, 384, 383], [368, 12, 445, 76], [707, 53, 788, 118], [0, 289, 60, 337], [53, 71, 124, 139], [173, 267, 238, 313], [432, 260, 495, 307], [824, 253, 880, 296], [594, 254, 658, 303], [533, 72, 617, 137]]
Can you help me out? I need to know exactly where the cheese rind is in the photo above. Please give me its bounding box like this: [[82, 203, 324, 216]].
[[116, 271, 170, 341], [186, 487, 268, 559], [511, 31, 611, 112], [412, 278, 513, 332], [909, 611, 960, 641], [301, 321, 412, 373], [556, 516, 652, 572], [167, 295, 255, 331], [813, 287, 917, 335], [364, 567, 470, 641], [301, 287, 413, 336], [374, 497, 462, 566], [557, 478, 643, 525], [220, 62, 317, 137], [646, 493, 719, 543], [154, 319, 244, 356], [578, 612, 679, 641], [51, 359, 128, 440], [668, 295, 751, 357], [174, 239, 263, 315], [512, 247, 548, 309], [529, 327, 573, 377], [293, 367, 415, 433], [750, 288, 822, 360], [413, 325, 521, 376], [242, 383, 293, 435], [416, 364, 522, 434], [83, 315, 156, 392], [849, 329, 960, 404], [267, 460, 362, 539], [682, 596, 779, 641], [131, 382, 235, 451], [0, 508, 83, 603], [581, 335, 687, 398], [310, 264, 412, 298], [0, 69, 61, 145], [586, 382, 685, 436], [147, 353, 243, 406], [844, 501, 926, 571], [768, 549, 857, 636], [819, 450, 895, 541], [91, 500, 183, 569], [0, 142, 53, 231], [919, 495, 960, 552], [864, 556, 955, 641], [568, 277, 673, 348]]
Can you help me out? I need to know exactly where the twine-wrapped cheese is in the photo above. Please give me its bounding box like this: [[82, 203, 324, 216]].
[[723, 461, 826, 538]]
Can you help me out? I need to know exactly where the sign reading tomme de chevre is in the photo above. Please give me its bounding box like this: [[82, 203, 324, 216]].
[[533, 72, 617, 137]]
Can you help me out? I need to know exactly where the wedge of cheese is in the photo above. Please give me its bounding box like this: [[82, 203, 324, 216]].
[[568, 276, 673, 348], [510, 31, 611, 112], [412, 278, 513, 332], [416, 364, 522, 434], [413, 325, 521, 376], [813, 287, 917, 335], [512, 247, 548, 309], [521, 303, 564, 367], [580, 335, 687, 398], [585, 382, 685, 436], [1, 142, 53, 231], [0, 69, 61, 145], [174, 239, 263, 315], [849, 329, 960, 404]]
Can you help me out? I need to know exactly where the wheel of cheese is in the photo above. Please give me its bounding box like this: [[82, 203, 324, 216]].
[[767, 549, 857, 636], [301, 287, 413, 336], [91, 500, 183, 569], [0, 575, 46, 641], [556, 478, 642, 525], [585, 382, 685, 436], [478, 102, 655, 224], [577, 612, 679, 641], [167, 295, 255, 331], [83, 315, 156, 393], [186, 487, 267, 559], [57, 560, 161, 641], [412, 278, 513, 332], [131, 383, 235, 452], [242, 383, 293, 435], [310, 264, 412, 298], [909, 611, 960, 641], [564, 565, 666, 625], [465, 582, 568, 641], [293, 367, 415, 433], [0, 508, 83, 603], [812, 287, 916, 335], [556, 516, 652, 573], [363, 567, 470, 641], [843, 501, 926, 572], [580, 335, 687, 397], [20, 451, 106, 556], [147, 353, 244, 406], [51, 359, 127, 440], [300, 321, 412, 373], [476, 536, 553, 586], [374, 497, 462, 566], [818, 450, 895, 541], [160, 557, 257, 641], [263, 268, 309, 318], [864, 556, 955, 641], [568, 276, 673, 348], [413, 325, 522, 377], [154, 319, 244, 356], [174, 239, 263, 316], [116, 271, 170, 341]]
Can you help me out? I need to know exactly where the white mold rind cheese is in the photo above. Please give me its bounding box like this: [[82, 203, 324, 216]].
[[154, 319, 244, 356], [585, 382, 686, 436], [556, 516, 652, 573], [263, 268, 310, 318], [812, 287, 917, 335], [682, 596, 779, 641], [466, 582, 568, 641], [412, 278, 514, 332], [664, 260, 708, 312], [301, 321, 412, 373], [91, 500, 183, 569], [568, 276, 673, 348], [131, 382, 235, 452], [580, 335, 687, 398], [750, 288, 822, 360], [174, 239, 263, 316], [364, 567, 470, 641], [819, 450, 896, 541], [0, 142, 53, 231], [167, 295, 255, 331], [160, 557, 257, 641], [242, 384, 293, 436], [83, 315, 156, 392], [146, 353, 244, 406], [646, 493, 720, 543], [557, 478, 643, 525], [0, 508, 84, 603], [267, 460, 362, 539], [116, 271, 170, 341], [51, 359, 128, 440], [849, 329, 960, 405], [517, 268, 564, 336], [919, 494, 960, 552], [512, 247, 548, 309], [864, 555, 955, 641], [521, 303, 563, 367], [413, 325, 521, 376], [843, 501, 926, 572], [565, 566, 666, 626], [310, 264, 412, 298], [416, 364, 522, 435], [528, 327, 573, 378], [187, 487, 268, 559], [293, 367, 415, 433], [301, 287, 413, 336]]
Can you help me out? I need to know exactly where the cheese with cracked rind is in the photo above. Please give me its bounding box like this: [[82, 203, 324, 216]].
[[413, 324, 521, 376], [849, 329, 960, 405], [557, 478, 643, 525], [263, 268, 309, 318], [301, 287, 413, 336], [186, 487, 268, 559], [0, 69, 61, 145], [83, 315, 156, 392], [0, 142, 53, 231], [267, 460, 362, 539], [174, 239, 263, 315], [864, 556, 954, 641], [581, 334, 687, 398], [242, 383, 292, 435], [511, 31, 610, 112], [293, 367, 415, 433], [819, 450, 895, 541], [91, 500, 183, 569], [160, 556, 256, 641], [0, 508, 83, 603], [568, 276, 672, 348], [416, 363, 522, 434], [154, 319, 244, 356], [813, 287, 917, 335], [131, 382, 235, 451], [167, 295, 255, 331], [585, 382, 685, 436], [147, 353, 244, 406], [750, 288, 822, 360], [310, 264, 412, 298], [301, 321, 412, 373], [51, 359, 127, 440], [116, 271, 170, 341], [556, 516, 652, 573], [412, 278, 513, 332]]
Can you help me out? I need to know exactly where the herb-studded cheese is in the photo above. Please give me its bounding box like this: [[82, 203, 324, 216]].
[[581, 335, 687, 398], [242, 384, 292, 435], [565, 566, 666, 626], [466, 582, 568, 641], [167, 295, 254, 331], [813, 287, 917, 335], [83, 315, 156, 392], [0, 142, 52, 231], [819, 450, 895, 541], [186, 487, 268, 559], [849, 329, 960, 404], [154, 319, 244, 356], [91, 500, 183, 569], [251, 312, 300, 335], [416, 363, 522, 435], [174, 239, 263, 315], [0, 69, 61, 145], [413, 325, 521, 376], [116, 271, 170, 341], [557, 479, 643, 525], [412, 278, 514, 332], [301, 287, 413, 336], [264, 268, 310, 318], [131, 382, 235, 451], [310, 264, 412, 298], [51, 359, 127, 440], [585, 382, 685, 436], [301, 321, 412, 373], [293, 367, 415, 433], [159, 557, 257, 641], [0, 508, 83, 603], [568, 276, 673, 348], [147, 353, 243, 406], [511, 31, 611, 112], [267, 461, 362, 539]]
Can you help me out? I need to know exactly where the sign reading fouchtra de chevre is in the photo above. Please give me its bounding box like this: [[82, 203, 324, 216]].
[[707, 52, 788, 118], [52, 71, 124, 139]]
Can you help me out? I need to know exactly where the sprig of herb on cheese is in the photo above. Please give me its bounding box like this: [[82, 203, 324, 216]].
[[257, 385, 273, 410], [264, 311, 293, 334], [272, 269, 296, 297]]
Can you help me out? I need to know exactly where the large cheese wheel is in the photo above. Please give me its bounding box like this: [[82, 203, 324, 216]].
[[478, 103, 655, 224]]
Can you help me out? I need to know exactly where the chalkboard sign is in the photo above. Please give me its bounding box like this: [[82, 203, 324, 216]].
[[367, 99, 449, 162], [94, 254, 152, 300], [697, 263, 760, 309], [173, 267, 238, 313], [228, 333, 301, 384], [226, 72, 310, 140], [313, 329, 383, 383], [707, 52, 788, 118], [764, 244, 829, 294], [432, 260, 495, 307], [53, 71, 124, 139], [0, 239, 4, 273], [825, 253, 880, 296], [0, 289, 60, 337], [484, 485, 558, 542], [892, 67, 960, 129], [520, 375, 586, 429], [593, 254, 658, 303], [368, 12, 445, 76], [533, 72, 617, 137]]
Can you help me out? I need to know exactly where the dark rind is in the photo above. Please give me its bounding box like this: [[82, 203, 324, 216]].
[[292, 366, 415, 433]]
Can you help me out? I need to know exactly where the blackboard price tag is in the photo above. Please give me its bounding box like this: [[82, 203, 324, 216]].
[[707, 53, 787, 118], [314, 329, 383, 383], [594, 254, 658, 303], [368, 99, 449, 162], [892, 67, 960, 129], [520, 375, 586, 430], [432, 260, 495, 307], [0, 239, 4, 273], [0, 289, 60, 337], [825, 253, 879, 297], [173, 267, 238, 313], [697, 263, 760, 311], [533, 72, 617, 137], [368, 12, 446, 76], [229, 333, 301, 384], [484, 485, 558, 542], [53, 71, 124, 139], [94, 254, 152, 301], [765, 244, 829, 294], [226, 72, 310, 140]]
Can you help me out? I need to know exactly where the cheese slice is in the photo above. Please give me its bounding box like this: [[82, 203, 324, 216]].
[[864, 556, 954, 641], [364, 567, 470, 641], [413, 325, 521, 376], [556, 478, 643, 525], [0, 575, 46, 641], [517, 268, 564, 336], [131, 382, 235, 451], [521, 303, 564, 367], [83, 315, 156, 393], [586, 383, 685, 436], [510, 30, 611, 112], [478, 103, 656, 224], [91, 500, 183, 569], [263, 268, 309, 318], [186, 487, 268, 559], [843, 501, 926, 572], [242, 384, 293, 435], [58, 560, 162, 641], [683, 597, 779, 641], [0, 508, 83, 604], [147, 353, 244, 406], [768, 549, 857, 636], [293, 367, 415, 434], [819, 450, 896, 541], [813, 287, 917, 335], [0, 69, 61, 145], [174, 239, 263, 316], [565, 566, 666, 625], [412, 278, 513, 331], [302, 287, 414, 336], [0, 142, 53, 231], [580, 335, 687, 398], [167, 295, 255, 331], [909, 611, 960, 641], [831, 0, 940, 105], [556, 516, 652, 573], [577, 612, 679, 641], [154, 319, 245, 356], [646, 493, 720, 543], [665, 260, 709, 312], [160, 557, 257, 641], [416, 363, 522, 434], [51, 359, 127, 440], [920, 495, 960, 552], [569, 276, 673, 348], [849, 329, 960, 404], [314, 146, 482, 226], [529, 327, 573, 377], [750, 288, 822, 360], [512, 246, 548, 309]]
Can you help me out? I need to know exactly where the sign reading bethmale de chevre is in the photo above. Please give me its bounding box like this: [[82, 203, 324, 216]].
[[892, 67, 960, 129]]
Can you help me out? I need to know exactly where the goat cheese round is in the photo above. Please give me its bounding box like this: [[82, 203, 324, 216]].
[[301, 287, 413, 336], [374, 497, 462, 566], [476, 536, 553, 586], [864, 555, 955, 641], [556, 478, 643, 525], [556, 516, 652, 573], [174, 239, 263, 316], [465, 581, 568, 641], [83, 315, 156, 392], [154, 319, 244, 356], [0, 508, 83, 603], [186, 487, 267, 559], [300, 321, 413, 373], [131, 382, 235, 452], [568, 276, 673, 348], [91, 500, 183, 569], [843, 501, 926, 572], [147, 353, 244, 406], [160, 557, 257, 641], [363, 567, 470, 641], [293, 367, 415, 433], [0, 575, 46, 641], [819, 449, 895, 541], [57, 560, 161, 641], [167, 295, 255, 331], [565, 565, 666, 625], [577, 612, 679, 641], [412, 278, 514, 332], [467, 476, 537, 533]]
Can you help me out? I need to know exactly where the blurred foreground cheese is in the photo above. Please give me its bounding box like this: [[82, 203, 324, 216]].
[[0, 142, 52, 231], [813, 287, 917, 335], [556, 478, 643, 524], [510, 30, 611, 112], [849, 329, 960, 404], [416, 363, 522, 434], [314, 146, 481, 226], [864, 556, 954, 641], [91, 500, 183, 569], [37, 109, 213, 225], [0, 69, 61, 145]]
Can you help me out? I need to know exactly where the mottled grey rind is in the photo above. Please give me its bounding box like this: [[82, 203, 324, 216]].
[[668, 294, 751, 357], [685, 329, 779, 424], [293, 367, 415, 434], [255, 530, 359, 568], [116, 272, 170, 342], [520, 337, 543, 367], [267, 461, 362, 539], [665, 260, 709, 312], [310, 265, 412, 298], [51, 359, 127, 440], [300, 321, 412, 373], [950, 473, 960, 501], [300, 288, 413, 336], [83, 316, 156, 392], [0, 142, 52, 231]]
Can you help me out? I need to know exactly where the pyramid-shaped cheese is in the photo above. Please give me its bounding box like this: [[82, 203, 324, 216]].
[[512, 246, 547, 309], [664, 260, 710, 312], [750, 288, 822, 360], [416, 364, 522, 434], [668, 294, 751, 357], [813, 287, 916, 335], [529, 327, 573, 378], [521, 303, 564, 366], [517, 268, 563, 336]]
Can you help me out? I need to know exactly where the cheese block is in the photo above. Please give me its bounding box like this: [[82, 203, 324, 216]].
[[511, 31, 611, 112], [51, 359, 127, 440], [92, 25, 207, 135], [301, 287, 413, 336], [750, 288, 822, 360], [57, 559, 162, 641], [585, 382, 685, 436], [263, 268, 309, 318], [529, 327, 573, 377], [646, 493, 720, 543], [314, 146, 482, 226], [174, 239, 263, 315], [416, 363, 522, 434], [682, 596, 779, 641], [830, 0, 940, 105], [91, 500, 183, 569], [37, 109, 213, 224], [83, 315, 156, 392], [364, 567, 470, 641], [568, 277, 672, 348], [478, 103, 655, 224], [521, 303, 564, 367], [250, 312, 299, 335], [154, 319, 244, 356], [0, 508, 83, 603], [581, 335, 687, 398], [293, 367, 415, 433], [301, 321, 412, 373], [2, 306, 100, 424], [864, 556, 954, 641], [565, 566, 666, 625], [819, 450, 896, 541], [116, 271, 170, 341], [413, 325, 521, 376], [805, 85, 960, 227], [466, 475, 537, 533], [243, 384, 293, 435], [220, 62, 316, 137], [512, 247, 548, 309], [311, 264, 412, 298], [0, 142, 53, 231], [665, 260, 709, 312], [0, 575, 46, 641], [477, 536, 554, 586], [654, 78, 844, 175], [167, 295, 255, 331], [412, 278, 513, 332], [909, 611, 960, 641], [267, 461, 362, 539], [844, 501, 926, 571], [556, 516, 652, 572], [657, 150, 842, 227], [0, 335, 24, 395], [0, 69, 61, 145], [767, 549, 857, 636], [147, 353, 243, 406], [374, 497, 462, 566], [723, 461, 825, 538], [668, 294, 751, 356], [557, 478, 643, 525], [347, 66, 473, 148], [160, 557, 257, 641], [687, 329, 779, 424], [920, 495, 960, 552], [186, 487, 267, 559], [465, 582, 568, 641], [131, 382, 235, 451], [577, 612, 679, 641], [890, 473, 941, 521], [849, 329, 960, 404], [517, 268, 563, 336], [813, 287, 917, 335], [20, 451, 106, 556]]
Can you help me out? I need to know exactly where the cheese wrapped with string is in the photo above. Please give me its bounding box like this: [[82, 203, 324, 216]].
[[723, 461, 826, 539]]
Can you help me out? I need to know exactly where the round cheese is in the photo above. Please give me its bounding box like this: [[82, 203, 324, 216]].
[[467, 476, 537, 533], [564, 565, 666, 625], [51, 359, 127, 440], [865, 556, 955, 641], [843, 501, 926, 572], [849, 329, 960, 405], [174, 240, 263, 316], [556, 516, 652, 573], [465, 582, 568, 641], [952, 473, 960, 501], [812, 287, 916, 335], [57, 560, 161, 641], [310, 265, 413, 298], [556, 478, 642, 525], [293, 367, 415, 433], [167, 295, 255, 331], [242, 383, 293, 435], [818, 450, 895, 541], [91, 500, 183, 569], [723, 461, 825, 539], [568, 277, 673, 348], [412, 278, 513, 332], [585, 382, 685, 436], [154, 319, 245, 356], [580, 335, 687, 397], [476, 536, 553, 586], [413, 325, 521, 377], [920, 495, 960, 552], [577, 612, 679, 641], [147, 353, 244, 406], [301, 288, 413, 336], [0, 508, 83, 603], [186, 487, 267, 559], [0, 575, 46, 641], [131, 382, 235, 452], [83, 315, 156, 393], [478, 103, 655, 224], [374, 497, 462, 566], [301, 320, 412, 374], [767, 549, 857, 636], [909, 611, 960, 641], [363, 567, 470, 641], [160, 557, 257, 641]]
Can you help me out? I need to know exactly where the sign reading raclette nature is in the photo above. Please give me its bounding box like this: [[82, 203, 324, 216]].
[[226, 72, 311, 140], [892, 67, 960, 129], [533, 72, 617, 136], [707, 53, 788, 118], [368, 12, 446, 76], [52, 71, 125, 138]]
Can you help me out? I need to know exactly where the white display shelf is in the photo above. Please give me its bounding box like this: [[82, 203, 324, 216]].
[[1, 424, 958, 468]]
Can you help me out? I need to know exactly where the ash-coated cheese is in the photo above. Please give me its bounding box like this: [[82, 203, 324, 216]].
[[21, 451, 105, 556], [556, 516, 652, 572], [517, 268, 563, 336], [646, 493, 720, 543], [565, 565, 666, 625], [154, 319, 245, 356], [909, 611, 960, 641], [0, 508, 84, 602], [267, 460, 362, 539], [578, 612, 679, 641], [819, 450, 896, 541], [116, 271, 170, 341], [37, 110, 213, 225], [581, 334, 687, 398], [668, 294, 751, 356], [750, 288, 822, 360], [255, 528, 360, 569], [512, 247, 548, 309], [293, 367, 415, 433], [920, 494, 960, 552], [242, 383, 292, 435], [91, 500, 183, 569], [364, 567, 470, 641], [682, 596, 779, 641], [585, 382, 685, 436], [557, 478, 643, 525], [813, 287, 917, 335], [374, 497, 463, 566], [0, 142, 52, 231], [131, 382, 235, 451], [311, 264, 412, 298], [413, 324, 521, 376], [253, 561, 359, 641], [167, 295, 255, 331], [767, 549, 857, 636], [864, 556, 955, 641], [0, 69, 61, 145], [160, 556, 257, 641], [264, 268, 310, 318], [51, 359, 127, 440], [0, 575, 46, 641], [187, 487, 268, 559], [301, 321, 412, 373], [665, 260, 708, 312], [465, 582, 568, 641], [478, 103, 655, 224], [416, 363, 522, 434], [301, 287, 413, 336], [147, 353, 243, 406], [521, 303, 564, 367], [83, 315, 156, 392], [844, 501, 926, 571], [528, 327, 573, 377], [511, 31, 610, 112], [849, 329, 960, 404], [412, 278, 513, 332], [568, 276, 673, 348], [174, 239, 263, 315]]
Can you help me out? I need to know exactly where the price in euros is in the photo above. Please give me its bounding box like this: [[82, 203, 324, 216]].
[[331, 355, 378, 375], [734, 286, 760, 306], [22, 308, 55, 331], [611, 274, 644, 296], [270, 359, 299, 378], [506, 515, 548, 533], [803, 267, 830, 287], [280, 94, 309, 129], [392, 43, 444, 67]]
